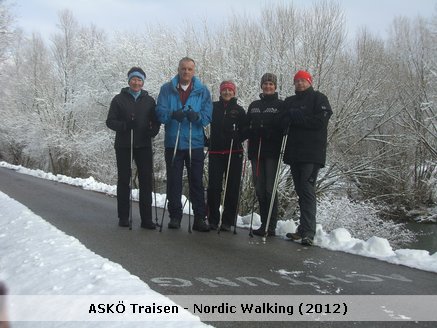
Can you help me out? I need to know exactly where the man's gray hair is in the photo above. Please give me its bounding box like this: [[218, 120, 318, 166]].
[[178, 57, 196, 68]]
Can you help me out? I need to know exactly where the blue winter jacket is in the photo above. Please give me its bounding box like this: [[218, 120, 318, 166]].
[[156, 75, 212, 150]]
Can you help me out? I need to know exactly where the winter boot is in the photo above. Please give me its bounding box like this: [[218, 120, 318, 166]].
[[268, 219, 277, 237], [252, 226, 266, 236], [192, 216, 210, 232], [253, 226, 275, 236], [141, 220, 156, 230], [118, 218, 129, 227], [168, 218, 181, 229], [267, 229, 276, 236], [301, 237, 313, 246], [209, 223, 218, 230], [286, 232, 302, 241], [219, 224, 231, 232]]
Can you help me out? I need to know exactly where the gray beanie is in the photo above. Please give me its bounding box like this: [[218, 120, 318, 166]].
[[261, 73, 277, 88]]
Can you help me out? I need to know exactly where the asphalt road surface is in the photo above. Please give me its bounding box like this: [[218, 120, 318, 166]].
[[1, 167, 436, 327]]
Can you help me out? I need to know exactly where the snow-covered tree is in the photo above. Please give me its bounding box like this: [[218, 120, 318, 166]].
[[1, 1, 436, 231]]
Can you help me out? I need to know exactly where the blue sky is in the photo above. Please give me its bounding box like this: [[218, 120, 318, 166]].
[[10, 0, 437, 40]]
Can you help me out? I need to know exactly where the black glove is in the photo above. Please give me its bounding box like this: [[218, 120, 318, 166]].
[[125, 119, 137, 130], [257, 127, 266, 139], [249, 117, 261, 136], [186, 111, 199, 122], [289, 108, 305, 125], [172, 110, 185, 123], [225, 128, 239, 143], [247, 126, 257, 139], [230, 129, 239, 141], [281, 116, 291, 132], [248, 127, 265, 140], [146, 122, 160, 137]]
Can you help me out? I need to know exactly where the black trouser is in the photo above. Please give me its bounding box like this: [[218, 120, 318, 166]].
[[290, 162, 320, 239], [165, 147, 206, 221], [115, 147, 153, 224], [207, 152, 243, 226], [251, 157, 278, 231]]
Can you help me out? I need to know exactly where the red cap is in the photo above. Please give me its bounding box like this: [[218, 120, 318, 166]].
[[294, 70, 312, 85], [219, 81, 236, 94]]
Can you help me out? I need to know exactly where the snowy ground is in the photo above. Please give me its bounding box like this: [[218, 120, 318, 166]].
[[0, 161, 436, 325]]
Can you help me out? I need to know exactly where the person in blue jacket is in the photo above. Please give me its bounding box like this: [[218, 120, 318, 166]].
[[156, 57, 212, 232]]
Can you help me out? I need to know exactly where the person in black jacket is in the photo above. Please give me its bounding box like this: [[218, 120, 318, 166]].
[[282, 70, 332, 246], [246, 73, 283, 237], [106, 67, 160, 229], [207, 81, 246, 231]]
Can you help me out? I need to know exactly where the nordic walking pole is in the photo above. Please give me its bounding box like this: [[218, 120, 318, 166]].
[[129, 115, 135, 230], [233, 141, 247, 234], [263, 127, 289, 243], [248, 193, 256, 237], [187, 119, 192, 233], [159, 121, 182, 232], [151, 137, 160, 227], [249, 133, 262, 237], [218, 124, 235, 234], [159, 198, 167, 232], [172, 122, 181, 166]]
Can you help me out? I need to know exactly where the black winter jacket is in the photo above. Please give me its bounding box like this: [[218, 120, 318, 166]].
[[245, 93, 283, 160], [209, 97, 246, 153], [106, 88, 160, 149], [282, 87, 332, 167]]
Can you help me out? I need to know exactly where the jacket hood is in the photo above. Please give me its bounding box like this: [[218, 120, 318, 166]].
[[218, 97, 238, 106], [170, 75, 204, 93], [259, 92, 279, 101], [295, 86, 314, 98], [121, 87, 149, 97]]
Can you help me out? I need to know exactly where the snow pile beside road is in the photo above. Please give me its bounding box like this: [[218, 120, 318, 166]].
[[0, 191, 209, 327], [314, 226, 437, 273], [1, 161, 436, 274]]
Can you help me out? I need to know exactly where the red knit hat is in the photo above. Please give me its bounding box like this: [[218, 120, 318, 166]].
[[294, 70, 312, 85], [220, 81, 236, 94]]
